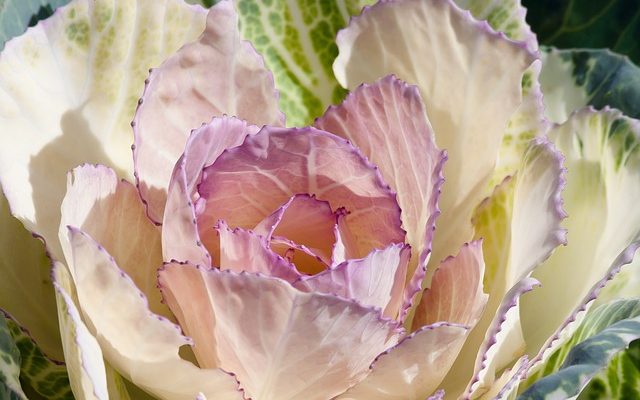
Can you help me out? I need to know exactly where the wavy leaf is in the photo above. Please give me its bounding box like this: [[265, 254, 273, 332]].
[[0, 0, 208, 259]]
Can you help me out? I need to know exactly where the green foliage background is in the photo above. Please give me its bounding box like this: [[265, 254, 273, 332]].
[[522, 0, 640, 64]]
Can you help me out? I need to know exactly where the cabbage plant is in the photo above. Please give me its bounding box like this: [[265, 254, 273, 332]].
[[0, 0, 639, 399]]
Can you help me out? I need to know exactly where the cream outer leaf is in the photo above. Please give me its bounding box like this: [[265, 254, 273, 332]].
[[197, 126, 405, 259], [412, 240, 488, 330], [0, 191, 62, 360], [538, 49, 590, 124], [503, 136, 567, 287], [0, 0, 207, 257], [464, 278, 540, 398], [337, 322, 469, 400], [334, 0, 536, 273], [477, 356, 528, 400], [314, 75, 445, 316], [296, 243, 410, 318], [162, 116, 260, 266], [60, 164, 171, 319], [453, 2, 547, 187], [521, 108, 640, 362], [65, 227, 243, 400], [158, 264, 402, 400], [439, 137, 566, 398], [52, 263, 107, 400], [133, 0, 284, 223], [492, 61, 548, 187]]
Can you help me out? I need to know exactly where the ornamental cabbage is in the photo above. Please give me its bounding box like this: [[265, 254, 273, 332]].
[[1, 0, 639, 399]]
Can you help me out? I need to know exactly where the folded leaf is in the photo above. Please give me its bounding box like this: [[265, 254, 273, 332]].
[[315, 75, 445, 315], [52, 263, 108, 400], [60, 165, 169, 319], [337, 323, 469, 400], [162, 116, 260, 266], [440, 137, 566, 398], [464, 278, 541, 398], [412, 240, 488, 330], [159, 263, 401, 400], [64, 227, 244, 399], [255, 194, 339, 267], [133, 0, 284, 223], [452, 1, 547, 187], [216, 221, 302, 283], [296, 243, 410, 318], [197, 126, 405, 259]]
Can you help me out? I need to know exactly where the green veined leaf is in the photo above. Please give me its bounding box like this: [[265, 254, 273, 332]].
[[3, 314, 73, 400], [522, 0, 640, 64], [521, 299, 640, 399], [540, 47, 640, 123], [0, 313, 26, 400], [454, 0, 537, 51], [0, 0, 72, 50], [235, 0, 374, 126], [579, 339, 640, 399]]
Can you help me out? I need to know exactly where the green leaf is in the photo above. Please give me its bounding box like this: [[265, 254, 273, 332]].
[[522, 0, 640, 64], [579, 339, 640, 400], [540, 47, 640, 123], [0, 0, 72, 50], [3, 314, 73, 400], [0, 314, 27, 400], [236, 0, 374, 126], [521, 299, 640, 399]]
